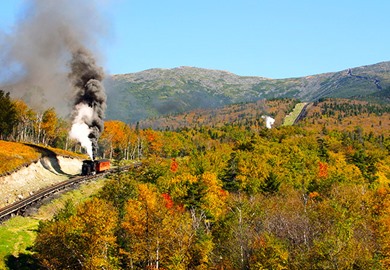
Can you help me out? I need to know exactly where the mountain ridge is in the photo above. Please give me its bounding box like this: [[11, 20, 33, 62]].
[[105, 61, 390, 123]]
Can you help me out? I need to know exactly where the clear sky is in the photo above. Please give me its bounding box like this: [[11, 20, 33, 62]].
[[1, 0, 390, 79]]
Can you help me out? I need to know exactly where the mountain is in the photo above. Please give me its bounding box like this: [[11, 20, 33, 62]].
[[104, 62, 390, 123]]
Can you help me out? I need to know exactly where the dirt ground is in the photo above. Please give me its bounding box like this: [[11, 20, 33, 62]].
[[0, 157, 82, 208]]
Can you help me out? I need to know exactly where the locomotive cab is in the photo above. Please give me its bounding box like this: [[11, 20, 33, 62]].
[[81, 160, 96, 175], [81, 159, 111, 176]]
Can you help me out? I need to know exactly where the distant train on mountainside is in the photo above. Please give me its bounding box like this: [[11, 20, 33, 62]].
[[81, 159, 110, 175]]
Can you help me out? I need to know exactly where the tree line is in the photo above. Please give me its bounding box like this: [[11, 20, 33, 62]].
[[0, 90, 68, 147], [0, 90, 158, 159]]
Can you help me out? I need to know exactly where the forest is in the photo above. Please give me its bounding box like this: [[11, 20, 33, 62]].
[[1, 90, 390, 269]]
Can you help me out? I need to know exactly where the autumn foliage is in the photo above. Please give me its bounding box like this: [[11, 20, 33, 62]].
[[317, 161, 328, 178], [4, 97, 388, 268], [34, 198, 118, 269], [170, 158, 179, 172]]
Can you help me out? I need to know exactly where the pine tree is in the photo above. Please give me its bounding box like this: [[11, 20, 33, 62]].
[[0, 90, 18, 139]]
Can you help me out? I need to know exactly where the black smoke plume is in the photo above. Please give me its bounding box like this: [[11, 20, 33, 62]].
[[69, 48, 106, 160]]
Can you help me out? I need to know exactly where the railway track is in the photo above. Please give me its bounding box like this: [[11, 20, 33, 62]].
[[0, 163, 138, 223], [293, 102, 310, 125]]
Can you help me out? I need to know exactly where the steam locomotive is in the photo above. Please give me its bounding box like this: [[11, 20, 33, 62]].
[[81, 159, 110, 176]]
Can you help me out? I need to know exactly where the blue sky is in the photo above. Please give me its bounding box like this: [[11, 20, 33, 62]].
[[1, 0, 390, 79]]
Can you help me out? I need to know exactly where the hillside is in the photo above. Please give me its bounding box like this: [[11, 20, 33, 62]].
[[136, 97, 390, 134], [0, 141, 84, 208], [105, 62, 390, 123], [300, 98, 390, 136], [138, 99, 298, 130]]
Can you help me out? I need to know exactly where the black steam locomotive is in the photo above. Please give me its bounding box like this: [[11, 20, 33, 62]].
[[81, 159, 110, 175]]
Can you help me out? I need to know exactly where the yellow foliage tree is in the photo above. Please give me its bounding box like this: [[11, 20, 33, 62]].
[[199, 172, 228, 220], [121, 183, 194, 269], [34, 198, 118, 269], [374, 187, 390, 268], [41, 107, 58, 145]]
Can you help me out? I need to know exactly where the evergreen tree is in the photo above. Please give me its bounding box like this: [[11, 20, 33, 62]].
[[0, 90, 18, 139], [260, 172, 281, 194]]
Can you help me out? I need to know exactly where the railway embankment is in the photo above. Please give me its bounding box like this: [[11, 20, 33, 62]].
[[0, 156, 82, 208]]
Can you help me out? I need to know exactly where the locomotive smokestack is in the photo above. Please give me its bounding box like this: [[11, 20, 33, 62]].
[[69, 48, 106, 160]]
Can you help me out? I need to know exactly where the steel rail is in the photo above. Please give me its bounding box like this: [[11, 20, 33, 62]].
[[0, 174, 104, 222], [0, 162, 142, 222], [0, 166, 123, 222]]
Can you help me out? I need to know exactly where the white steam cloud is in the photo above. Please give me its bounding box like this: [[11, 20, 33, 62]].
[[262, 115, 275, 129], [69, 104, 94, 159]]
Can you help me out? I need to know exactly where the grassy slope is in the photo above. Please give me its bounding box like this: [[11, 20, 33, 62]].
[[0, 141, 40, 175], [282, 102, 307, 126], [0, 178, 108, 269], [0, 217, 39, 268], [0, 141, 86, 175]]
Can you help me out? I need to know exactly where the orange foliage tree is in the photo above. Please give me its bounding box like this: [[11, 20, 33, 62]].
[[142, 129, 163, 156], [100, 120, 133, 159]]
